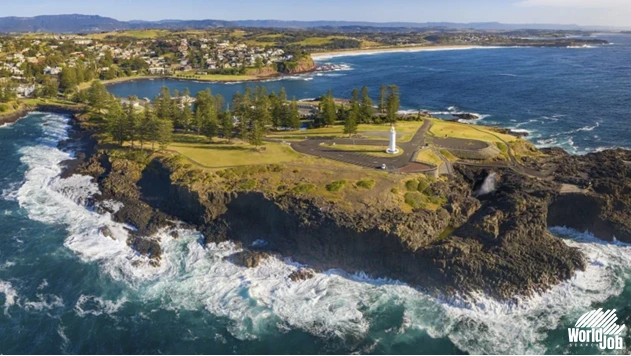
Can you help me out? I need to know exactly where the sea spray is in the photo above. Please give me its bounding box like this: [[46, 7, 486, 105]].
[[0, 280, 18, 315], [9, 113, 631, 354], [474, 173, 497, 197]]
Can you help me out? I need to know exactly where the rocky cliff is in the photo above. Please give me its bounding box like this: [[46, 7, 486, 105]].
[[63, 116, 631, 301], [278, 55, 317, 74]]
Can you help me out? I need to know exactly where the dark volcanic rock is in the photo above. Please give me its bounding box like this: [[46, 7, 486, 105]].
[[227, 250, 272, 268], [288, 268, 316, 281], [65, 113, 631, 300], [453, 113, 479, 120], [98, 226, 114, 240]]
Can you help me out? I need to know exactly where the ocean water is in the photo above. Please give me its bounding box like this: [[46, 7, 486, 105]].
[[109, 34, 631, 155], [1, 35, 630, 355]]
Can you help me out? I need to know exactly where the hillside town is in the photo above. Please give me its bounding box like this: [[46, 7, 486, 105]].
[[0, 32, 300, 108]]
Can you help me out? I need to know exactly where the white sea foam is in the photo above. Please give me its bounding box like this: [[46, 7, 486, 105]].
[[98, 199, 125, 213], [14, 112, 631, 353], [0, 280, 18, 315], [510, 129, 533, 135], [312, 46, 502, 60], [24, 294, 64, 311], [15, 114, 164, 282], [74, 294, 127, 317]]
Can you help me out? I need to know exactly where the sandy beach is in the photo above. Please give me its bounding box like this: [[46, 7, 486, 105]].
[[311, 45, 494, 60]]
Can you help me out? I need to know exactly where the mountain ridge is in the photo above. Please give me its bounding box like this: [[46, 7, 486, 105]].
[[0, 14, 625, 33]]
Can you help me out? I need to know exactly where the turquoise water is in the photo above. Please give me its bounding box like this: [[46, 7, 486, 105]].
[[1, 35, 631, 354], [109, 34, 631, 155]]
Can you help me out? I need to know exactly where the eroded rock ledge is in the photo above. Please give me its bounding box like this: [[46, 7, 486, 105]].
[[63, 116, 631, 301]]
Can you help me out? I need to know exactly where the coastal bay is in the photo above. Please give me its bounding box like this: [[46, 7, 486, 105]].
[[1, 32, 630, 356]]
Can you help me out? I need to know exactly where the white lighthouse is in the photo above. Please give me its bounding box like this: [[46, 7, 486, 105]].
[[386, 125, 399, 154]]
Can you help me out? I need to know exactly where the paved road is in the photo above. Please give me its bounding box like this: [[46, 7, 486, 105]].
[[290, 120, 435, 172], [282, 120, 552, 178]]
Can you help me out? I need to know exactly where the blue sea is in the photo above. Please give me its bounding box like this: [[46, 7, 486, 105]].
[[1, 34, 630, 354]]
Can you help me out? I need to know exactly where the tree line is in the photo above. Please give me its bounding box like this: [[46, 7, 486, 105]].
[[316, 84, 401, 136], [84, 80, 302, 150]]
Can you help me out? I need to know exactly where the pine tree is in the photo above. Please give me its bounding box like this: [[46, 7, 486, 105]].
[[155, 86, 172, 120], [351, 88, 359, 104], [269, 92, 282, 127], [201, 115, 219, 140], [279, 87, 287, 102], [344, 101, 359, 137], [124, 102, 140, 148], [87, 81, 107, 105], [386, 85, 400, 124], [360, 86, 375, 123], [289, 97, 301, 130], [249, 120, 264, 147], [156, 119, 173, 151], [107, 101, 127, 145], [320, 90, 336, 127], [138, 107, 155, 150], [180, 104, 192, 132], [59, 67, 77, 93], [220, 110, 233, 142], [378, 84, 387, 114]]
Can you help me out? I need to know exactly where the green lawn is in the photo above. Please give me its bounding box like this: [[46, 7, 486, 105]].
[[298, 36, 349, 46], [415, 149, 442, 166], [267, 121, 424, 142], [168, 141, 302, 168], [88, 30, 169, 39], [429, 118, 518, 144]]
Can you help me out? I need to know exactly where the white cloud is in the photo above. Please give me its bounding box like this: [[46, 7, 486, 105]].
[[517, 0, 630, 9]]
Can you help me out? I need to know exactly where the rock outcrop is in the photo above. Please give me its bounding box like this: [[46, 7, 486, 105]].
[[63, 116, 631, 301], [278, 55, 317, 74]]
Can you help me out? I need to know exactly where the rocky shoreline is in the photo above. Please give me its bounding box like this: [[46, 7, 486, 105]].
[[58, 112, 631, 302]]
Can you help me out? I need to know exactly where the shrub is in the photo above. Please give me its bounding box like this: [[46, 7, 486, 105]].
[[391, 188, 399, 194], [405, 180, 419, 191], [0, 104, 8, 113], [292, 183, 316, 194], [428, 195, 447, 206], [326, 180, 347, 192], [417, 179, 430, 193], [404, 192, 426, 209], [356, 179, 375, 189], [238, 179, 257, 190], [497, 142, 508, 154]]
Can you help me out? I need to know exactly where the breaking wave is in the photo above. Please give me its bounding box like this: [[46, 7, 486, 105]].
[[0, 280, 18, 315], [11, 113, 631, 354], [311, 46, 502, 61]]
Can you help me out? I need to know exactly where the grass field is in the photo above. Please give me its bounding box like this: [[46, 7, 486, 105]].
[[267, 121, 424, 142], [439, 149, 459, 162], [415, 149, 442, 166], [429, 119, 518, 144], [322, 143, 404, 158], [168, 142, 298, 168], [87, 30, 169, 39], [167, 134, 367, 170], [298, 36, 348, 46]]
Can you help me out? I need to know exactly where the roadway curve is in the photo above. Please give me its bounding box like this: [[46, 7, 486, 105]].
[[290, 120, 435, 172]]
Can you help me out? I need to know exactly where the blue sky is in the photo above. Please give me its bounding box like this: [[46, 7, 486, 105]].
[[5, 0, 631, 27]]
